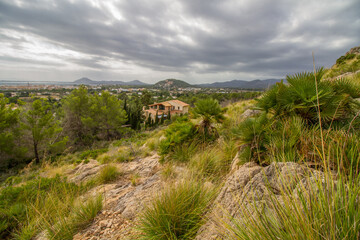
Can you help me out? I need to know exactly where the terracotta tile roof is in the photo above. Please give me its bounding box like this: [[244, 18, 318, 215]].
[[167, 100, 189, 106], [148, 101, 172, 107], [160, 102, 172, 107], [148, 100, 189, 108]]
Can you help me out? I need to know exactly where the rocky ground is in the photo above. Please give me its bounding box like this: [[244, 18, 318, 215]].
[[34, 133, 327, 240], [53, 153, 164, 240], [59, 149, 321, 240]]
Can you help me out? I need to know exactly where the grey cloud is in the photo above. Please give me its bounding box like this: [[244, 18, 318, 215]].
[[0, 0, 359, 82]]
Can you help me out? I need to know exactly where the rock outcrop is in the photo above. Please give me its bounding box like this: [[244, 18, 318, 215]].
[[196, 162, 319, 240], [73, 154, 163, 240], [346, 46, 360, 55], [68, 159, 104, 183], [240, 109, 261, 119]]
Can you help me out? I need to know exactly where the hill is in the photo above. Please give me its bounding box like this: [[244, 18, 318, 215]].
[[196, 78, 282, 89], [153, 78, 283, 89], [325, 45, 360, 79], [73, 77, 148, 86], [153, 79, 191, 89]]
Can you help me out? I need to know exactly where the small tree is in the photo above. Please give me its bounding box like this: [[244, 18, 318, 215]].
[[62, 85, 93, 145], [168, 110, 171, 120], [141, 90, 152, 107], [160, 113, 165, 124], [22, 99, 67, 164], [147, 113, 152, 128], [89, 91, 127, 140], [155, 111, 159, 126], [0, 94, 22, 161]]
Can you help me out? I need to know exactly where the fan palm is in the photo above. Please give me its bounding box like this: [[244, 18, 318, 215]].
[[193, 98, 225, 139], [257, 67, 360, 126]]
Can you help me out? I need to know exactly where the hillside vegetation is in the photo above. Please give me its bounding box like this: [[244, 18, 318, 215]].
[[0, 47, 360, 239], [325, 45, 360, 79], [154, 79, 192, 89]]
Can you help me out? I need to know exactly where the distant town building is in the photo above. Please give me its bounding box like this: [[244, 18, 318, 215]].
[[143, 100, 189, 121]]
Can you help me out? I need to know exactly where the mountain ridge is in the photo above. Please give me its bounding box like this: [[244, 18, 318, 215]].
[[195, 78, 282, 89], [73, 77, 149, 86]]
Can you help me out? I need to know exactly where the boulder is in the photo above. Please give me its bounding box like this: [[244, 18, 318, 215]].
[[240, 109, 261, 119], [196, 162, 316, 240]]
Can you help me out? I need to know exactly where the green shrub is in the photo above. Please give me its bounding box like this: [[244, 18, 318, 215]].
[[159, 117, 195, 155], [137, 180, 215, 240], [79, 148, 108, 160]]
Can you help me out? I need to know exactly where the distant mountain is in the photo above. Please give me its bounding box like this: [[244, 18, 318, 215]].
[[154, 79, 191, 89], [73, 77, 148, 86], [196, 79, 282, 89]]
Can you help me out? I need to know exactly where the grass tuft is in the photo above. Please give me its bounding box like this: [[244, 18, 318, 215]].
[[137, 180, 215, 240], [97, 165, 121, 184]]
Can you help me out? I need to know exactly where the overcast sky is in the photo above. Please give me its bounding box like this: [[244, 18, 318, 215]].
[[0, 0, 359, 84]]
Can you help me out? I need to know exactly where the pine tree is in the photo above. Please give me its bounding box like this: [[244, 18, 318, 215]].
[[22, 99, 67, 164], [90, 91, 127, 140], [62, 85, 93, 145], [0, 94, 21, 161]]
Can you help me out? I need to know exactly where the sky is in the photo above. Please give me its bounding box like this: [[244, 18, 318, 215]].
[[0, 0, 359, 84]]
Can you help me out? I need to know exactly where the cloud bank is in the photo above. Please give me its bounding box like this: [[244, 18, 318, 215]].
[[0, 0, 359, 83]]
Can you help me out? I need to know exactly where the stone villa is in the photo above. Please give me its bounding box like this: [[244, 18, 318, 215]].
[[143, 100, 190, 121]]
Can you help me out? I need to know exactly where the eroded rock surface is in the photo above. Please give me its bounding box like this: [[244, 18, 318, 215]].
[[196, 162, 316, 240], [68, 159, 104, 183], [74, 154, 163, 240]]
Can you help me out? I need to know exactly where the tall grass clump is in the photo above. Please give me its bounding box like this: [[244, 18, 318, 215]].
[[145, 129, 164, 151], [189, 144, 233, 181], [97, 165, 121, 184], [45, 195, 103, 240], [0, 175, 84, 239], [222, 145, 360, 240], [137, 180, 215, 240], [170, 140, 199, 163], [0, 176, 101, 239]]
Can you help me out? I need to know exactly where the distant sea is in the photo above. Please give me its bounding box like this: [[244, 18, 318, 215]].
[[0, 80, 74, 86]]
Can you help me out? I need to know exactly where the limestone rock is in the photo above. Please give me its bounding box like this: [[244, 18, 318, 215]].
[[240, 109, 261, 119], [68, 159, 104, 183], [346, 46, 360, 55], [195, 162, 314, 240], [73, 153, 163, 240]]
